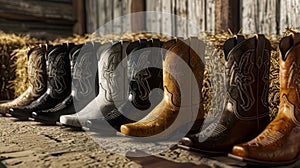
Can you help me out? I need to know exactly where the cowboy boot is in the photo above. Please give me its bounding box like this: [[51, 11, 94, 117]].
[[59, 40, 129, 127], [120, 37, 205, 137], [230, 33, 300, 166], [32, 42, 99, 124], [85, 39, 164, 131], [0, 46, 47, 115], [179, 35, 271, 154], [9, 43, 74, 119]]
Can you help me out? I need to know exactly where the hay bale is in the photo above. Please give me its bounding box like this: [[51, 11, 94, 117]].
[[0, 32, 42, 100]]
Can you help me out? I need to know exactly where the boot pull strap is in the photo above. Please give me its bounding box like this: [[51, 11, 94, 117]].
[[255, 34, 266, 68]]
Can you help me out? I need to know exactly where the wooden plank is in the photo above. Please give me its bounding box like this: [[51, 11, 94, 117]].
[[205, 0, 215, 34], [241, 0, 277, 34], [258, 0, 277, 34], [171, 0, 177, 36], [104, 0, 113, 34], [97, 0, 106, 34], [0, 12, 74, 25], [113, 0, 122, 34], [146, 0, 161, 34], [122, 0, 131, 32], [72, 0, 86, 35], [215, 0, 240, 33], [161, 0, 173, 36], [175, 0, 187, 37], [187, 0, 205, 36], [85, 0, 98, 33], [280, 0, 300, 33], [0, 0, 74, 20], [131, 0, 145, 32], [0, 19, 73, 39], [241, 0, 257, 33]]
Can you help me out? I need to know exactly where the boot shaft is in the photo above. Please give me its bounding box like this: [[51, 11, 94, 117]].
[[162, 38, 205, 108], [71, 43, 99, 102], [126, 39, 164, 109], [46, 43, 73, 98], [224, 35, 271, 120], [27, 45, 47, 95], [97, 41, 129, 103], [279, 33, 300, 123]]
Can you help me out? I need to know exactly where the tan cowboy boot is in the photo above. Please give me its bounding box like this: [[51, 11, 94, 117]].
[[230, 33, 300, 166], [0, 46, 47, 115], [120, 37, 205, 137], [179, 35, 271, 154]]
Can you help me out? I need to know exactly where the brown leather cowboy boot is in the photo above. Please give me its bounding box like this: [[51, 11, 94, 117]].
[[0, 46, 47, 115], [120, 37, 205, 137], [230, 33, 300, 166], [179, 35, 271, 154]]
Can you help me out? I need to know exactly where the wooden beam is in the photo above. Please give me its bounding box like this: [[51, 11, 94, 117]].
[[215, 0, 240, 33], [130, 0, 146, 32], [72, 0, 86, 35]]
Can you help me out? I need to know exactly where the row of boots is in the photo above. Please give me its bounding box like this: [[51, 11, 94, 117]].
[[0, 33, 299, 166]]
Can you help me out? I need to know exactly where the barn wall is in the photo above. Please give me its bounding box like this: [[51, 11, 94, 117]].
[[0, 0, 78, 40], [85, 0, 300, 35]]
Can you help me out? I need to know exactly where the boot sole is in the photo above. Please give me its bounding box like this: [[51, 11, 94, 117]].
[[34, 117, 57, 125], [228, 153, 300, 167], [177, 143, 228, 155]]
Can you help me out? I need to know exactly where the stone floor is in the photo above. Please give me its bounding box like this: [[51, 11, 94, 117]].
[[0, 116, 298, 168]]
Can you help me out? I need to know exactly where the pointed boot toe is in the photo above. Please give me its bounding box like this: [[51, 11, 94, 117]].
[[120, 122, 149, 137], [232, 145, 249, 158], [9, 108, 31, 120], [120, 124, 131, 135], [60, 115, 82, 127]]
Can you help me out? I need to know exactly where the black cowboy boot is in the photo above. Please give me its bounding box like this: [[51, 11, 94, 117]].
[[178, 35, 271, 154], [9, 43, 74, 119], [59, 41, 129, 127], [0, 46, 47, 115], [32, 42, 100, 124], [86, 39, 164, 131]]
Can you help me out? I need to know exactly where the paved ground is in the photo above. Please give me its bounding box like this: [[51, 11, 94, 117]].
[[0, 116, 299, 168]]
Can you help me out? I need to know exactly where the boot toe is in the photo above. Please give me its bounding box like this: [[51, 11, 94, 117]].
[[60, 115, 82, 127], [232, 145, 249, 158], [120, 124, 131, 135]]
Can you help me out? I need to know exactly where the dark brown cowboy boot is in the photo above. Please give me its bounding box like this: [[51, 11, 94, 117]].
[[0, 46, 47, 115], [120, 37, 205, 137], [230, 33, 300, 166], [179, 35, 271, 154]]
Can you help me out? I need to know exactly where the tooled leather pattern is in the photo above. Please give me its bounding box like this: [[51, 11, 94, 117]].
[[246, 128, 284, 147], [73, 55, 93, 100], [164, 61, 183, 108], [280, 95, 300, 126], [285, 59, 300, 125], [102, 49, 121, 102], [48, 52, 67, 94], [129, 50, 152, 104], [287, 61, 300, 101], [29, 54, 46, 95], [228, 50, 255, 112]]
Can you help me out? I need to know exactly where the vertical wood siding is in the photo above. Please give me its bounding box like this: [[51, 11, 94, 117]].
[[75, 0, 300, 35]]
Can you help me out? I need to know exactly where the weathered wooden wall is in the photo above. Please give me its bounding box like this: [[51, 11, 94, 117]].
[[85, 0, 300, 35], [0, 0, 82, 39], [85, 0, 217, 36], [242, 0, 300, 34], [85, 0, 131, 34]]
